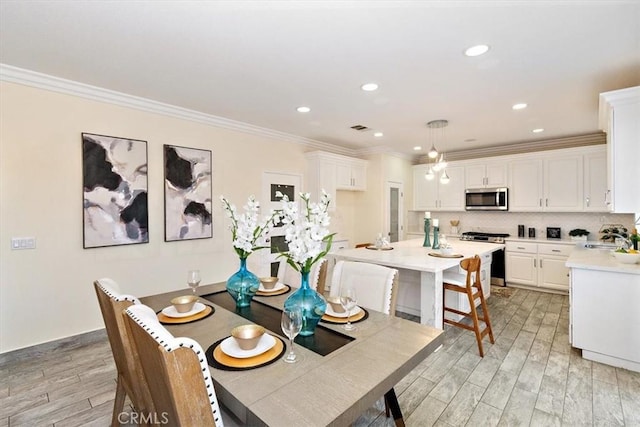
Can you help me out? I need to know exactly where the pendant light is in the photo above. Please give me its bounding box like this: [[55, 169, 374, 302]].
[[440, 169, 450, 184], [425, 167, 435, 180]]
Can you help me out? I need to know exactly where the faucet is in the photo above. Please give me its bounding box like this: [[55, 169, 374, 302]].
[[610, 233, 631, 249]]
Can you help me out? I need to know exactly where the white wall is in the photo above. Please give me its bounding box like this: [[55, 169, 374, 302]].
[[0, 81, 350, 353]]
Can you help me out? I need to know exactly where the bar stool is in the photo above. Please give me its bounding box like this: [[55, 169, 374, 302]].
[[442, 255, 495, 357]]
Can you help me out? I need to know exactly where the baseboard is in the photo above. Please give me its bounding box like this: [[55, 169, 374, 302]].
[[0, 328, 107, 366]]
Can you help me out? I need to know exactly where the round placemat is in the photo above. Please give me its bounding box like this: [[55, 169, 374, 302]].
[[206, 334, 285, 371], [428, 252, 464, 258], [157, 305, 214, 325], [321, 307, 369, 324], [256, 284, 291, 297]]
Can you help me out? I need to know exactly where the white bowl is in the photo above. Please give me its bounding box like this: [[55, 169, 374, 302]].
[[613, 252, 640, 264], [440, 247, 454, 256]]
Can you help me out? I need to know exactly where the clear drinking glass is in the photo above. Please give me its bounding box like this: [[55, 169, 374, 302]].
[[340, 287, 358, 331], [187, 270, 201, 294], [281, 308, 303, 363]]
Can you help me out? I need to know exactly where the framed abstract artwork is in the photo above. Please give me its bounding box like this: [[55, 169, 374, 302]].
[[164, 145, 212, 241], [82, 133, 149, 248]]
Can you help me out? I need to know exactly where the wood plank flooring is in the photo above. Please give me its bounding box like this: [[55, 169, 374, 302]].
[[1, 287, 638, 426]]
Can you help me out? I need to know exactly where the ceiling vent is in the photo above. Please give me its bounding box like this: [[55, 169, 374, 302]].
[[350, 125, 369, 132]]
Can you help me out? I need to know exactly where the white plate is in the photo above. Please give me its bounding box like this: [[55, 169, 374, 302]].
[[258, 282, 286, 293], [161, 302, 207, 318], [325, 305, 362, 318], [220, 333, 276, 358]]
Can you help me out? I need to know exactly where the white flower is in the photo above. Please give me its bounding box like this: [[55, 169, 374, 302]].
[[277, 190, 334, 274], [220, 195, 280, 258]]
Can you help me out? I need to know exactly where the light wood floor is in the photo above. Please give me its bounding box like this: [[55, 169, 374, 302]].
[[1, 287, 639, 426]]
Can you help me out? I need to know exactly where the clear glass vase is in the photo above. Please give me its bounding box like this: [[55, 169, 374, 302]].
[[283, 270, 327, 336], [226, 257, 260, 308]]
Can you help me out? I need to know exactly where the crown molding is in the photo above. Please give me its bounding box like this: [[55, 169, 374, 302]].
[[0, 63, 361, 156]]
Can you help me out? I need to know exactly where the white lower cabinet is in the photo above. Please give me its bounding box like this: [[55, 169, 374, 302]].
[[505, 241, 572, 292]]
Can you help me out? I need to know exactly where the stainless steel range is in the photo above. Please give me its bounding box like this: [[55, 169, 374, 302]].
[[460, 232, 509, 286], [460, 231, 510, 244]]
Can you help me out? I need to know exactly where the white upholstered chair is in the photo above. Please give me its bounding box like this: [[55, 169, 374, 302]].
[[277, 257, 328, 295], [93, 278, 154, 427], [329, 260, 398, 316], [124, 304, 224, 427]]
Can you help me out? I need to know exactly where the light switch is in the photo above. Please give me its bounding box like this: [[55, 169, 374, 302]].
[[11, 237, 36, 250]]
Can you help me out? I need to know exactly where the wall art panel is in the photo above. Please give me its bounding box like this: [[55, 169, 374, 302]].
[[82, 133, 149, 248]]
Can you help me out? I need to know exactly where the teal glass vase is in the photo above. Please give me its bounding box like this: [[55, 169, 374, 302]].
[[432, 226, 440, 249], [423, 218, 431, 247], [226, 257, 260, 308], [283, 270, 327, 336]]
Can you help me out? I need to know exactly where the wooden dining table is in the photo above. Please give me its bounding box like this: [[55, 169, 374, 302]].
[[141, 282, 444, 426]]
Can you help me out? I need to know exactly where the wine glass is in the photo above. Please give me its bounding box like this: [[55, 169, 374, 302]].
[[340, 287, 358, 331], [187, 270, 201, 294], [281, 308, 303, 363]]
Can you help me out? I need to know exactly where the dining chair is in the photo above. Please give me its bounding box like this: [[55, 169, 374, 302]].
[[124, 304, 224, 426], [93, 278, 154, 427], [442, 254, 495, 357], [277, 257, 328, 295], [329, 260, 398, 316]]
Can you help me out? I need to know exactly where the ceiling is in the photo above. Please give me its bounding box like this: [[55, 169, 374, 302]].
[[1, 1, 639, 158]]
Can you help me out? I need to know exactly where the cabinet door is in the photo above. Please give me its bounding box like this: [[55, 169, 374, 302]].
[[485, 163, 507, 187], [506, 252, 537, 286], [544, 155, 583, 211], [438, 166, 465, 210], [465, 164, 486, 188], [584, 149, 608, 212], [509, 159, 543, 211], [539, 255, 570, 291], [335, 163, 353, 189], [413, 166, 438, 210], [350, 163, 367, 190], [609, 96, 640, 213]]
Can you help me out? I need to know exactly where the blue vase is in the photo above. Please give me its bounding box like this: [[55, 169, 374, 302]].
[[226, 257, 260, 308], [283, 270, 327, 336], [432, 226, 440, 249], [423, 218, 431, 247]]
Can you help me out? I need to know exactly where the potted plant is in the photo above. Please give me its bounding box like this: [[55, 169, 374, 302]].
[[569, 228, 590, 241]]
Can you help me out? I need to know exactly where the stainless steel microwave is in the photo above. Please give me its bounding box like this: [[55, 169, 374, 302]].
[[465, 187, 508, 211]]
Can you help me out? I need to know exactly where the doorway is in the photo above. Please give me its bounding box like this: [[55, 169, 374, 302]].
[[385, 181, 403, 243]]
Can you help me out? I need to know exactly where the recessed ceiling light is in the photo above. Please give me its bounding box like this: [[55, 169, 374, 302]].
[[464, 44, 490, 57], [533, 128, 545, 133], [373, 132, 384, 137], [361, 83, 379, 92], [512, 103, 528, 110], [413, 146, 422, 151], [296, 106, 311, 113]]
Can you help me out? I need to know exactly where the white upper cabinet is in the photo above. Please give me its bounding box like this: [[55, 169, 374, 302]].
[[508, 158, 543, 211], [465, 162, 507, 189], [413, 164, 465, 211], [544, 153, 583, 211], [336, 160, 367, 191], [599, 86, 640, 213], [583, 147, 608, 212]]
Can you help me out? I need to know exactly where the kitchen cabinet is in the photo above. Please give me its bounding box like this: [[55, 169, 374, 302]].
[[465, 162, 507, 189], [583, 147, 608, 212], [505, 241, 572, 292], [599, 86, 640, 213], [508, 152, 583, 212], [336, 161, 366, 190], [306, 151, 368, 211], [412, 164, 465, 211]]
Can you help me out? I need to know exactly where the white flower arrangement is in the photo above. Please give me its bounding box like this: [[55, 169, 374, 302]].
[[277, 190, 334, 274], [220, 195, 280, 259]]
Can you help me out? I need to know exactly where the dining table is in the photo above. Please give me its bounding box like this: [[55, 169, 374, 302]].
[[141, 281, 444, 426]]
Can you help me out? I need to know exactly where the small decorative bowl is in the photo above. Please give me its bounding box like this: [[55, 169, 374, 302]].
[[326, 296, 346, 313], [170, 295, 198, 313], [613, 251, 640, 264], [440, 247, 454, 256], [231, 324, 265, 350], [259, 276, 279, 290]]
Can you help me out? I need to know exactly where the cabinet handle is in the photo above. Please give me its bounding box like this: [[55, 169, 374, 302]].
[[545, 198, 548, 207], [540, 259, 543, 268], [586, 197, 590, 207], [534, 259, 537, 268], [517, 246, 526, 250], [539, 199, 542, 207], [552, 249, 561, 253]]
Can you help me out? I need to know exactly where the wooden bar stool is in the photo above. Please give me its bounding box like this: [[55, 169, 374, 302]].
[[442, 255, 495, 357]]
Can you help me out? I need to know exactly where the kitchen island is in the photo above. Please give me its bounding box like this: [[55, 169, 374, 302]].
[[329, 238, 504, 329], [567, 246, 640, 372]]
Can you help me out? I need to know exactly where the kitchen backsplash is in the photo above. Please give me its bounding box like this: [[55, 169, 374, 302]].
[[407, 210, 636, 241]]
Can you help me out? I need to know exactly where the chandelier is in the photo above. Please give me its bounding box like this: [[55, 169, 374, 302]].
[[424, 119, 450, 184]]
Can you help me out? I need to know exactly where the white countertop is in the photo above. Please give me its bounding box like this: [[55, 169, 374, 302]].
[[504, 236, 577, 245], [330, 238, 503, 273], [566, 246, 640, 275]]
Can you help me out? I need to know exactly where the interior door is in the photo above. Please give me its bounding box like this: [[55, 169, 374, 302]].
[[386, 181, 403, 243]]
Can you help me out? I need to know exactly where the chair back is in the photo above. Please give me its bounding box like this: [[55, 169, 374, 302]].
[[93, 279, 153, 415], [277, 258, 327, 294], [124, 304, 224, 427], [460, 255, 482, 289], [329, 261, 398, 315]]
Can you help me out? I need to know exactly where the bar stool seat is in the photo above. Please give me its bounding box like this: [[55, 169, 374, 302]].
[[442, 255, 495, 357]]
